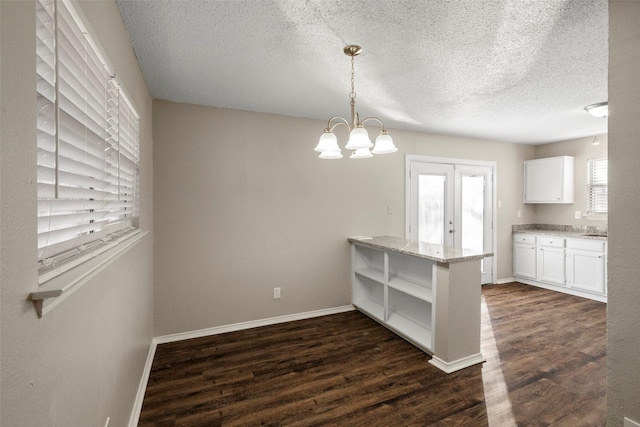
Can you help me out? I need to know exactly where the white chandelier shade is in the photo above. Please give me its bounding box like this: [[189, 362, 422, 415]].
[[314, 131, 340, 153], [350, 147, 373, 159], [345, 127, 373, 150], [372, 133, 398, 154], [315, 45, 397, 160]]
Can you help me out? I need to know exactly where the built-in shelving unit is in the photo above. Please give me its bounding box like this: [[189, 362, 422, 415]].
[[349, 236, 490, 374], [352, 244, 435, 352]]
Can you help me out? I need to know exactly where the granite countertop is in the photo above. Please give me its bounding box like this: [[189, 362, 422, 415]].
[[348, 235, 493, 264], [512, 224, 607, 241]]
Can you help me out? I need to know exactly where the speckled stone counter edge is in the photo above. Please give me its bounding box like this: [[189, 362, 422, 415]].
[[348, 235, 493, 264], [512, 224, 607, 240]]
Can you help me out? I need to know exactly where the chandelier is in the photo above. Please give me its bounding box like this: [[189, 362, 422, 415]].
[[314, 45, 397, 159]]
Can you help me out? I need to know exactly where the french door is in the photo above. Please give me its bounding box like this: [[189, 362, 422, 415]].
[[407, 157, 495, 284]]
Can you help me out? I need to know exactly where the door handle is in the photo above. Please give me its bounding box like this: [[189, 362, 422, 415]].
[[449, 229, 454, 234]]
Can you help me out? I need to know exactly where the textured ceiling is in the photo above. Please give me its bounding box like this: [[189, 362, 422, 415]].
[[116, 0, 608, 144]]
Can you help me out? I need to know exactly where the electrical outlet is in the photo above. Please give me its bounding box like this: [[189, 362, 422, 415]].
[[387, 205, 392, 215], [517, 210, 522, 218], [575, 210, 581, 219], [273, 287, 281, 299]]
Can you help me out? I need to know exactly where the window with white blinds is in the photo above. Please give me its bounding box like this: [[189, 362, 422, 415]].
[[587, 158, 608, 215], [36, 0, 140, 279]]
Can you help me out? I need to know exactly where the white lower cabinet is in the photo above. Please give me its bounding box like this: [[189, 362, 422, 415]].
[[566, 238, 607, 296], [513, 234, 536, 279], [536, 237, 566, 286], [513, 233, 607, 302]]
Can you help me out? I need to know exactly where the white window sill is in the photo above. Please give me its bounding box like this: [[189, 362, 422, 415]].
[[585, 214, 608, 221], [29, 229, 148, 318]]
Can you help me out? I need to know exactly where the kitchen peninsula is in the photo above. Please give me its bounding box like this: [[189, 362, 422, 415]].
[[349, 235, 493, 374]]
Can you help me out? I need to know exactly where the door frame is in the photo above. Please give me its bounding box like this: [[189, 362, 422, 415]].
[[405, 155, 498, 285]]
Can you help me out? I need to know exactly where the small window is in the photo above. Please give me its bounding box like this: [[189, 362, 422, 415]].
[[587, 158, 607, 216], [36, 0, 140, 282]]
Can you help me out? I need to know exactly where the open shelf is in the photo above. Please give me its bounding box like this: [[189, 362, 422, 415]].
[[353, 274, 384, 322], [355, 267, 385, 284], [387, 287, 432, 350], [388, 277, 432, 302], [387, 311, 432, 350], [388, 252, 431, 288], [354, 245, 385, 274]]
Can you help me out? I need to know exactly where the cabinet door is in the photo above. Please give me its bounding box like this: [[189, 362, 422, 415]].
[[537, 246, 566, 285], [514, 243, 537, 279], [567, 250, 606, 295], [524, 156, 574, 203]]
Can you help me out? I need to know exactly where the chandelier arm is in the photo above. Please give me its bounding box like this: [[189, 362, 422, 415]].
[[326, 116, 351, 132], [360, 116, 388, 132]]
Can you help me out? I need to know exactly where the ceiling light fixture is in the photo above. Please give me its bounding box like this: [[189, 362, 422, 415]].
[[584, 102, 608, 118], [314, 45, 397, 159]]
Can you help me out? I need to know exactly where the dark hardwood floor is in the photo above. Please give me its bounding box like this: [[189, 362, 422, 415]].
[[139, 282, 606, 426]]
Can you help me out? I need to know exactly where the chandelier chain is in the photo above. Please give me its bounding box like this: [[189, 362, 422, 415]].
[[349, 55, 356, 105]]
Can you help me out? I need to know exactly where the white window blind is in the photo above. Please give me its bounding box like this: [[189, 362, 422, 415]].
[[587, 158, 608, 215], [36, 0, 140, 278]]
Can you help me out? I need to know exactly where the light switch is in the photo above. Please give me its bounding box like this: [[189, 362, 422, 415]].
[[575, 211, 581, 219], [498, 200, 502, 209], [517, 210, 522, 218]]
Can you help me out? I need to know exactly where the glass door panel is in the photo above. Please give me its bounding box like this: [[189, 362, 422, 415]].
[[418, 174, 446, 245]]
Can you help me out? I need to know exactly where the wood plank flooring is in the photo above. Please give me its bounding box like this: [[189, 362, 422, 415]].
[[139, 283, 606, 426]]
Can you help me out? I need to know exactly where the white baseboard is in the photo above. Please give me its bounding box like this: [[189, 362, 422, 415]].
[[428, 353, 485, 374], [625, 417, 640, 427], [128, 337, 158, 427], [515, 278, 606, 303], [155, 305, 355, 344], [129, 305, 356, 426], [495, 277, 516, 284], [624, 417, 640, 427]]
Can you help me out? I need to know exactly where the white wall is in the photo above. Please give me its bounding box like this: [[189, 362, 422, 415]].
[[608, 1, 640, 425], [0, 1, 154, 426], [532, 134, 608, 226], [153, 99, 534, 335]]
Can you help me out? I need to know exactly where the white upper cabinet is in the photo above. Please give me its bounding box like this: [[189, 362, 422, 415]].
[[524, 156, 575, 203]]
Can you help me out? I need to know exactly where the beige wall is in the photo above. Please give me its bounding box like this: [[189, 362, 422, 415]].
[[0, 1, 154, 426], [153, 99, 534, 335], [608, 1, 640, 425], [532, 134, 608, 226]]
